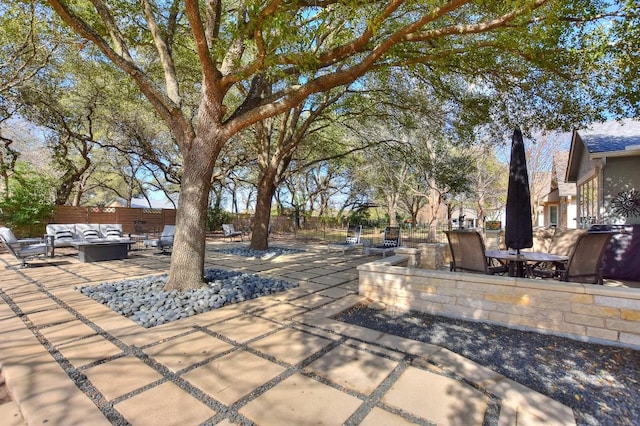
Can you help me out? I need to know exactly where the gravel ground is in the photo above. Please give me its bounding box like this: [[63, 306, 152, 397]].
[[335, 302, 640, 426]]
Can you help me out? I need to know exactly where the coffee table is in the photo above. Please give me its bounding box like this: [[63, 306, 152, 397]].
[[71, 239, 134, 263]]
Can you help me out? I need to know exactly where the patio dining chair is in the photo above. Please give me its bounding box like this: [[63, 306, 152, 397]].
[[366, 226, 401, 258], [531, 231, 614, 284], [143, 225, 175, 254], [222, 223, 244, 242], [444, 230, 507, 275], [327, 224, 363, 254], [0, 227, 50, 268]]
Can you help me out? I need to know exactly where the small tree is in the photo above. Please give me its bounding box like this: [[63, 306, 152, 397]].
[[0, 162, 54, 236]]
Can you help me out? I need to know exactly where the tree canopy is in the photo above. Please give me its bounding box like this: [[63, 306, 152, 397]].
[[13, 0, 639, 289]]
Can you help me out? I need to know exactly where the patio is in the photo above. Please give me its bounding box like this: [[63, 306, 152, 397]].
[[1, 238, 578, 425]]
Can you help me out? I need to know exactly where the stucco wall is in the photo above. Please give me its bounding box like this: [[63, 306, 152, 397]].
[[358, 263, 640, 349], [602, 156, 640, 225]]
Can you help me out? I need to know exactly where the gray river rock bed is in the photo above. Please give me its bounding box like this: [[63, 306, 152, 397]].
[[212, 246, 305, 259], [77, 268, 298, 328]]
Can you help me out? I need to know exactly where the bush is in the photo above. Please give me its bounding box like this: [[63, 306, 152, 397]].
[[0, 163, 55, 237], [206, 207, 235, 231]]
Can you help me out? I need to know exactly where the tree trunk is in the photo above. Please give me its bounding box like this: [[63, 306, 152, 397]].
[[165, 136, 216, 290], [250, 169, 277, 250]]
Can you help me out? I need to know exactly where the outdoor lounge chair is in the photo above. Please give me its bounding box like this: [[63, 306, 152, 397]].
[[365, 226, 401, 258], [327, 224, 363, 254], [444, 230, 508, 275], [143, 225, 175, 253], [0, 227, 50, 268], [222, 223, 244, 242], [531, 231, 614, 284]]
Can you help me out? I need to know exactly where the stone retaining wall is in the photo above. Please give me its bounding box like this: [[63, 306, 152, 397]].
[[357, 262, 640, 349]]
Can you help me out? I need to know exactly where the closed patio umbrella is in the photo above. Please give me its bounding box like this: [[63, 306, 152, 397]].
[[505, 128, 533, 253]]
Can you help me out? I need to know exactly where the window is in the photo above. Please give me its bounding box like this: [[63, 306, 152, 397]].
[[578, 176, 599, 227], [549, 205, 558, 227]]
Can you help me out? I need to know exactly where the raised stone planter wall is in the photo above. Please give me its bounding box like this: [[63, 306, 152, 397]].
[[357, 263, 640, 349]]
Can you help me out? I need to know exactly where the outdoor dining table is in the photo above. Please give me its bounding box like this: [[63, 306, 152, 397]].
[[485, 250, 569, 278]]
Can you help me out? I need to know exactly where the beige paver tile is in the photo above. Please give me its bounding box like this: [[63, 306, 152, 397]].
[[317, 286, 356, 299], [206, 315, 281, 343], [239, 373, 362, 426], [26, 308, 77, 327], [115, 381, 215, 425], [289, 293, 334, 309], [39, 320, 97, 346], [0, 399, 25, 426], [429, 348, 504, 386], [249, 328, 334, 365], [486, 378, 575, 425], [143, 331, 233, 372], [360, 407, 416, 425], [4, 365, 111, 426], [83, 356, 164, 401], [283, 271, 322, 280], [7, 290, 48, 303], [382, 366, 487, 425], [252, 303, 307, 321], [56, 335, 123, 368], [181, 350, 285, 406], [304, 344, 398, 395], [311, 275, 351, 286]]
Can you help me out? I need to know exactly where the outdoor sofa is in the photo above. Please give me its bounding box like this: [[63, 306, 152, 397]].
[[46, 223, 129, 255]]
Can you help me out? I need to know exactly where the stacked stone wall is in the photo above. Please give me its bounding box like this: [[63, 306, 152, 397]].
[[358, 263, 640, 349]]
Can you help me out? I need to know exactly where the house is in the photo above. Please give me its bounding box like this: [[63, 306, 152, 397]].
[[536, 152, 577, 229], [566, 118, 640, 226], [106, 196, 176, 210], [566, 119, 640, 282]]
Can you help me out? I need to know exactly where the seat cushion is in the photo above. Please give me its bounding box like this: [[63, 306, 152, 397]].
[[17, 243, 48, 256]]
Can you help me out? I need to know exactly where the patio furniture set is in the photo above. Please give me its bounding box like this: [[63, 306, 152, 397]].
[[445, 229, 614, 284], [327, 225, 401, 257], [0, 224, 175, 267]]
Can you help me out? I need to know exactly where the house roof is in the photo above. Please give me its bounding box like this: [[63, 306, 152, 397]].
[[577, 119, 640, 154], [552, 151, 575, 197], [107, 197, 176, 209], [566, 118, 640, 182]]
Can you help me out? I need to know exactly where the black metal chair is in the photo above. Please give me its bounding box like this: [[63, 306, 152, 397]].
[[327, 224, 363, 254]]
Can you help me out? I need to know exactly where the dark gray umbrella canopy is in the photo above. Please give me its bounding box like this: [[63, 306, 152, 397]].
[[505, 129, 533, 251]]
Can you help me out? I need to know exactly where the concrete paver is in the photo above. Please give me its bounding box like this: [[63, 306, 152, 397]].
[[304, 344, 398, 395], [114, 381, 215, 426], [0, 241, 577, 425], [383, 366, 488, 425], [239, 373, 363, 426], [143, 331, 233, 372], [181, 349, 286, 406], [55, 334, 123, 369], [83, 356, 164, 401], [248, 328, 334, 365]]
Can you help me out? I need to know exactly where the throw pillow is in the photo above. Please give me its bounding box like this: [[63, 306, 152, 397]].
[[83, 229, 99, 240], [55, 230, 74, 241], [105, 228, 122, 238]]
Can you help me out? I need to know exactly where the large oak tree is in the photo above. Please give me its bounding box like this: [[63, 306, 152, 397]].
[[43, 0, 635, 290]]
